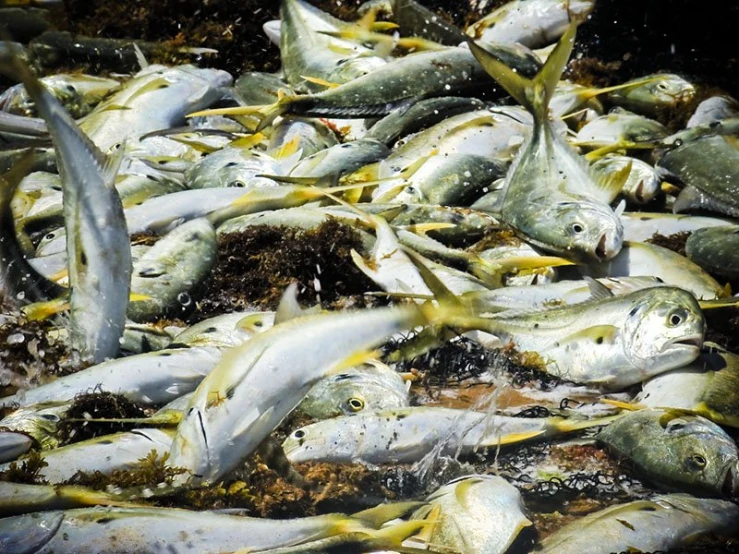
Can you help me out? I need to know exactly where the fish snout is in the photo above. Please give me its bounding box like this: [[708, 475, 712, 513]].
[[594, 231, 622, 262], [723, 463, 739, 497]]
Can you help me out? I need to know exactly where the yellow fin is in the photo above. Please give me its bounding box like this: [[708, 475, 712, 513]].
[[351, 501, 425, 528], [601, 398, 644, 411], [230, 133, 267, 149], [326, 349, 381, 375], [552, 414, 624, 434], [301, 75, 341, 89], [487, 430, 546, 446], [400, 222, 456, 235], [236, 313, 272, 333], [22, 297, 69, 320], [129, 292, 153, 302]]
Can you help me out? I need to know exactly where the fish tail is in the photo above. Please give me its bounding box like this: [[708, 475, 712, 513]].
[[351, 500, 425, 528], [187, 96, 289, 133], [467, 22, 579, 124]]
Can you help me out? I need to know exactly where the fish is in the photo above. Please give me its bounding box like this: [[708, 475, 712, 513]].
[[0, 73, 120, 119], [0, 481, 138, 518], [686, 95, 739, 128], [607, 73, 696, 116], [79, 64, 232, 152], [283, 406, 616, 464], [168, 301, 429, 485], [127, 218, 217, 322], [468, 23, 625, 262], [2, 47, 132, 364], [589, 155, 661, 205], [633, 350, 739, 428], [298, 362, 410, 419], [537, 494, 739, 554], [0, 428, 175, 483], [410, 475, 532, 554], [0, 502, 423, 554], [287, 138, 390, 182], [685, 225, 739, 279], [574, 107, 669, 151], [659, 133, 739, 217], [0, 346, 223, 409], [620, 211, 737, 242], [467, 0, 595, 49], [598, 409, 739, 496], [0, 401, 68, 451], [0, 432, 32, 463], [280, 0, 386, 92], [388, 0, 468, 46], [170, 311, 276, 348], [459, 283, 705, 390], [583, 240, 726, 300], [184, 147, 283, 190]]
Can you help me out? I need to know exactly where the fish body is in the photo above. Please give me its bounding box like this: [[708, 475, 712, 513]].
[[607, 73, 696, 116], [468, 24, 624, 262], [467, 0, 595, 49], [128, 218, 217, 322], [185, 147, 282, 189], [171, 311, 276, 348], [538, 494, 739, 554], [283, 406, 609, 464], [168, 305, 426, 485], [687, 95, 739, 128], [0, 347, 223, 409], [411, 475, 532, 554], [80, 64, 232, 152], [620, 212, 736, 242], [685, 225, 739, 279], [589, 155, 661, 205], [598, 409, 739, 496], [469, 285, 704, 389], [0, 401, 68, 451]]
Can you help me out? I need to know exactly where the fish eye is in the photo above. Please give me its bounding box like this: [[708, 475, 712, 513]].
[[656, 82, 668, 91], [347, 397, 365, 412], [667, 309, 685, 327], [294, 430, 305, 439], [689, 453, 707, 469], [571, 223, 584, 234], [41, 414, 59, 421], [177, 292, 192, 307], [230, 180, 246, 188], [45, 232, 56, 240]]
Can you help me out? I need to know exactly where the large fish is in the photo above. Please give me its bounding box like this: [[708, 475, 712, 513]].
[[468, 23, 625, 262]]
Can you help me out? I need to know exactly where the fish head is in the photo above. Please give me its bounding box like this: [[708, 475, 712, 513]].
[[620, 74, 696, 109], [622, 287, 704, 375], [328, 56, 387, 84], [282, 422, 330, 463], [658, 413, 739, 496], [625, 161, 661, 204], [534, 200, 623, 262]]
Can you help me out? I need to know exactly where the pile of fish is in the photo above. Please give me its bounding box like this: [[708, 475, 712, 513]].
[[0, 0, 738, 552]]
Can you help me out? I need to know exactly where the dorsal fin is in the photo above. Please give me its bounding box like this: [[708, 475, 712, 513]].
[[584, 276, 615, 300]]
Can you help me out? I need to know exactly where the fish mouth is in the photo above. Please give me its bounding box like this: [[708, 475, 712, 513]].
[[662, 334, 703, 352], [634, 181, 645, 203], [595, 234, 608, 261], [721, 465, 739, 497]]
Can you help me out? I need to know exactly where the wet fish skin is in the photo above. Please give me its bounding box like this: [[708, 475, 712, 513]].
[[0, 401, 68, 451], [620, 211, 736, 242], [686, 95, 739, 128], [538, 493, 739, 554], [598, 409, 739, 496], [411, 475, 532, 554], [589, 155, 661, 205], [0, 432, 32, 463], [574, 108, 669, 149]]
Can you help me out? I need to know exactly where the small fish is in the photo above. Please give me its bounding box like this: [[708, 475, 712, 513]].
[[184, 148, 283, 190], [283, 406, 614, 464], [574, 108, 669, 151], [168, 301, 429, 485], [170, 311, 276, 348], [589, 155, 661, 205], [598, 409, 739, 496], [0, 428, 174, 483], [607, 73, 696, 116], [0, 401, 68, 451], [0, 432, 32, 463], [0, 347, 223, 409], [537, 494, 739, 554], [686, 95, 739, 128], [467, 0, 595, 49], [128, 218, 218, 322], [468, 23, 625, 262], [0, 504, 422, 554], [0, 73, 120, 119], [410, 475, 532, 554], [620, 211, 736, 242]]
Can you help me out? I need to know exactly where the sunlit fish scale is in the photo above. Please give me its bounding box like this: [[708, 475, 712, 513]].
[[685, 225, 739, 279], [185, 148, 283, 189], [283, 406, 611, 464], [0, 482, 138, 518], [79, 64, 232, 152], [468, 23, 625, 263], [0, 347, 223, 409], [598, 409, 739, 496], [466, 0, 595, 49], [0, 428, 175, 484], [411, 475, 532, 554], [0, 505, 400, 554], [168, 304, 426, 485], [537, 494, 739, 554]]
